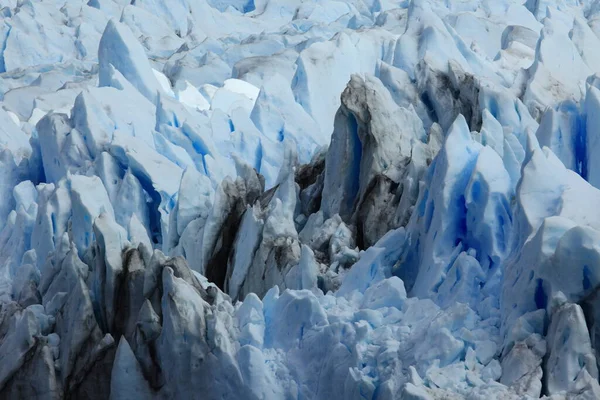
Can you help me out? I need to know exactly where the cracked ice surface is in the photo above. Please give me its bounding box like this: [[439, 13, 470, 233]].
[[2, 0, 600, 399]]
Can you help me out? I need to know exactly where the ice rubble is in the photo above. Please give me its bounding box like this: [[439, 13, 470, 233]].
[[3, 0, 600, 399]]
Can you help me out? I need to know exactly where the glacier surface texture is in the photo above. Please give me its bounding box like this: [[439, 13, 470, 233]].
[[3, 0, 600, 399]]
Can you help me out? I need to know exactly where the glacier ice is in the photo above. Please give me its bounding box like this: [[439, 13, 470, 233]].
[[3, 0, 600, 398]]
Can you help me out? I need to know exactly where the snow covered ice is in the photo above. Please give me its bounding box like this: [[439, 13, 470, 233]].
[[4, 0, 600, 398]]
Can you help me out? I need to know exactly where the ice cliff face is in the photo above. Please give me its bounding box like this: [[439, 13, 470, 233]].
[[3, 0, 600, 399]]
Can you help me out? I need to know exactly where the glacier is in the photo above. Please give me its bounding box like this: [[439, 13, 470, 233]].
[[2, 0, 600, 398]]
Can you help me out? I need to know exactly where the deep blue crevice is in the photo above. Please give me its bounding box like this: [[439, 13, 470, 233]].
[[456, 195, 468, 242], [583, 265, 592, 291], [242, 1, 255, 13], [132, 172, 164, 246], [50, 213, 57, 236], [420, 92, 438, 124], [470, 180, 482, 204], [201, 155, 208, 176], [487, 96, 499, 120], [0, 25, 11, 73], [574, 114, 587, 180], [534, 278, 547, 310], [494, 205, 507, 254]]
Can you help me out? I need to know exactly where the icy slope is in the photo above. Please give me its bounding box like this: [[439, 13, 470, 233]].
[[3, 0, 600, 398]]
